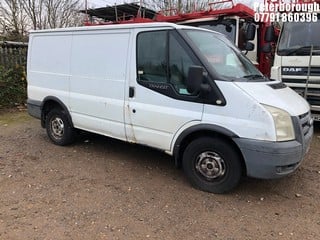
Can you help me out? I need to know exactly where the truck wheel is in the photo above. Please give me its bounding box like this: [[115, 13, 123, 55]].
[[182, 137, 242, 194], [45, 109, 75, 146]]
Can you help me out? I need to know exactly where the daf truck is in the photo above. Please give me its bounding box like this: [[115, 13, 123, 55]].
[[271, 16, 320, 121]]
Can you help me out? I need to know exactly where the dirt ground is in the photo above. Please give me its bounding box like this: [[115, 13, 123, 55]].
[[0, 110, 319, 240]]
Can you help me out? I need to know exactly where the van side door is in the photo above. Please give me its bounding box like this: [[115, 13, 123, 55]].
[[125, 29, 204, 151], [69, 30, 130, 141]]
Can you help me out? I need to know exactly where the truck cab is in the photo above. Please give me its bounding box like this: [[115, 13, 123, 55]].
[[271, 15, 320, 121]]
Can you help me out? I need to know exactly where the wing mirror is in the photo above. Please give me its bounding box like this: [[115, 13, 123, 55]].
[[265, 25, 275, 42], [245, 23, 256, 41], [186, 66, 211, 94]]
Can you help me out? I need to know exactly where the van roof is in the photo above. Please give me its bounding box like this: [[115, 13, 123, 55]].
[[29, 22, 198, 34]]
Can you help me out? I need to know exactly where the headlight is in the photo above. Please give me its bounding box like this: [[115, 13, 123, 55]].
[[263, 105, 295, 141]]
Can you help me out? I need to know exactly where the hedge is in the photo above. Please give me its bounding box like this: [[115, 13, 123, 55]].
[[0, 65, 27, 108]]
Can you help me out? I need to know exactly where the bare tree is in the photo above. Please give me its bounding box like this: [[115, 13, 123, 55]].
[[0, 0, 28, 40], [19, 0, 45, 30], [44, 0, 82, 28], [0, 0, 83, 41], [20, 0, 82, 30], [146, 0, 208, 14]]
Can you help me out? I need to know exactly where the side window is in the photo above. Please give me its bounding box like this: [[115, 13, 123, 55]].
[[169, 33, 196, 95], [137, 31, 167, 83], [137, 30, 200, 96]]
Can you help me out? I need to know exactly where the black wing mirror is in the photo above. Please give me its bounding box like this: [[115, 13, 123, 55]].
[[245, 23, 256, 41], [186, 66, 211, 94]]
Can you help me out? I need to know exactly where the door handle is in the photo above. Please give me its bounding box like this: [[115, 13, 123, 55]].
[[129, 87, 135, 98]]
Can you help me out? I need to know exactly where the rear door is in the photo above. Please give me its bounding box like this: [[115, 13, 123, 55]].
[[124, 29, 204, 151]]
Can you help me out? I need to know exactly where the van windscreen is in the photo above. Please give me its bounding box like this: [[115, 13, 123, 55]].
[[183, 29, 267, 82]]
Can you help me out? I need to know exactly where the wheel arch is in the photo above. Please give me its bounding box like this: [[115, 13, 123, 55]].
[[173, 124, 246, 174], [40, 96, 73, 128]]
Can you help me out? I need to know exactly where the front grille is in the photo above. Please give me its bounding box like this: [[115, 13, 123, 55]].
[[299, 111, 312, 136], [282, 78, 320, 84], [282, 66, 320, 76], [290, 87, 320, 106]]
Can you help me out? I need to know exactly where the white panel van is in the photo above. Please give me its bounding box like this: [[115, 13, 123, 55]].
[[27, 23, 313, 193]]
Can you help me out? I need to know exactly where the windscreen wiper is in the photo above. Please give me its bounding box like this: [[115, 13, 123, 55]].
[[242, 74, 265, 80]]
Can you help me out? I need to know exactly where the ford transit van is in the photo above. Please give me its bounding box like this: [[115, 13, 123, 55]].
[[27, 23, 313, 193]]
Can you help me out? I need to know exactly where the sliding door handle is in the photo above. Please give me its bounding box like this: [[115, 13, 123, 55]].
[[129, 87, 135, 98]]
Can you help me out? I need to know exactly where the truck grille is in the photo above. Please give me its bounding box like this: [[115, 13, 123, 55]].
[[299, 111, 312, 137], [282, 78, 320, 84], [282, 66, 320, 76], [290, 87, 320, 107]]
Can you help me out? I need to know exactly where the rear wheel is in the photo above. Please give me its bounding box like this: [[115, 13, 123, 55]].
[[45, 109, 75, 146], [182, 137, 242, 193]]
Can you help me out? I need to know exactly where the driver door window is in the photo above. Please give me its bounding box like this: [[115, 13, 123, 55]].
[[137, 30, 200, 96]]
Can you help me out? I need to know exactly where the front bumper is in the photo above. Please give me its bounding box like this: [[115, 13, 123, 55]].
[[233, 123, 313, 179]]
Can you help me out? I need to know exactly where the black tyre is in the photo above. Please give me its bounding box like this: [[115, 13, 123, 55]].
[[45, 109, 75, 146], [182, 137, 242, 194]]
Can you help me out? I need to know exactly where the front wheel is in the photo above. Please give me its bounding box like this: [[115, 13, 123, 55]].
[[182, 137, 242, 194], [45, 109, 75, 146]]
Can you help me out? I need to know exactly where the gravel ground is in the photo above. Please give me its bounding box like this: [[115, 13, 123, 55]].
[[0, 110, 320, 240]]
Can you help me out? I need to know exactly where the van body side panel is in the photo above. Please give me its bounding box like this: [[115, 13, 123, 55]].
[[69, 30, 130, 140], [27, 33, 72, 107]]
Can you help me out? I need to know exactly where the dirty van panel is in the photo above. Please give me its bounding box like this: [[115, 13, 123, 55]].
[[29, 35, 71, 75], [69, 31, 130, 140], [28, 34, 72, 102]]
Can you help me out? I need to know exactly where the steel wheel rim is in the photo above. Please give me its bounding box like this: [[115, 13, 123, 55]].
[[195, 151, 226, 180], [51, 117, 64, 139]]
